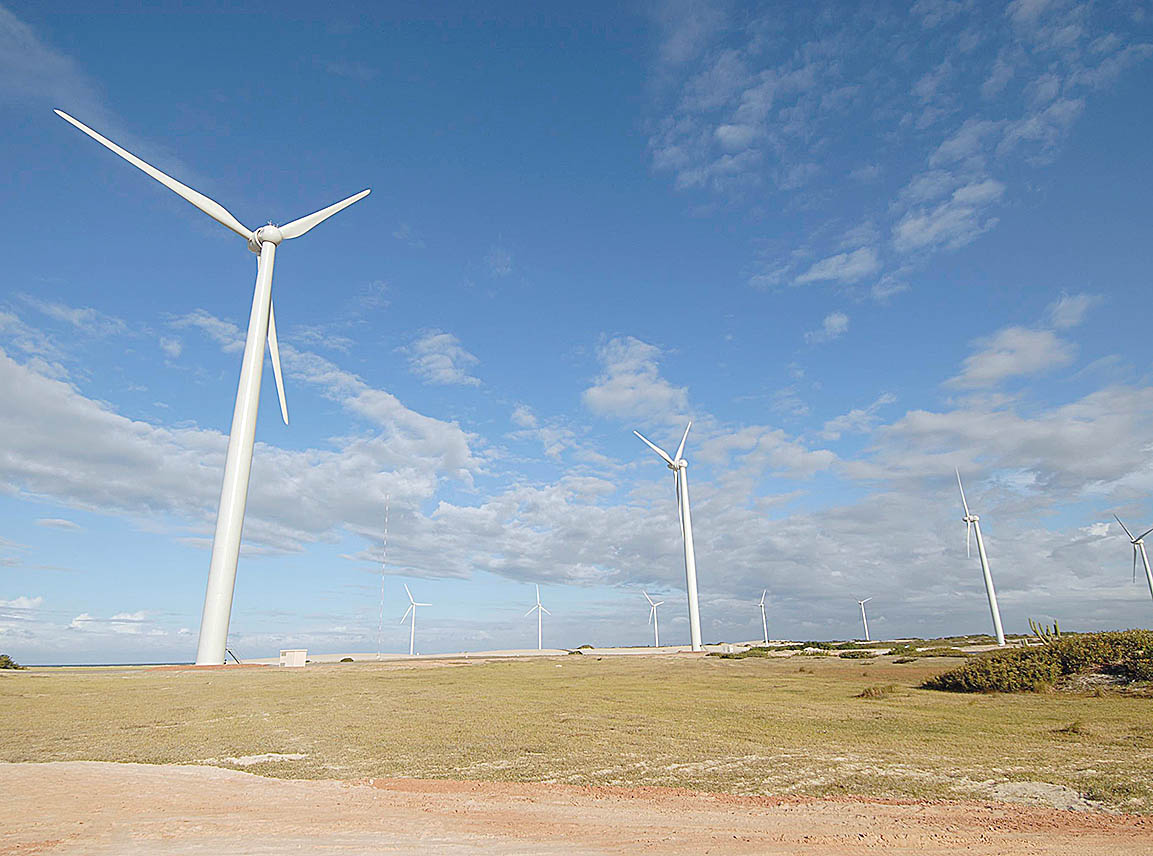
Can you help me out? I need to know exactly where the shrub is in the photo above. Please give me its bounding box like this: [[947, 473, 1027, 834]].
[[923, 630, 1153, 693], [710, 646, 773, 660], [893, 656, 919, 664], [839, 650, 878, 659], [917, 647, 969, 658], [0, 653, 23, 670], [856, 684, 900, 699], [340, 657, 354, 663]]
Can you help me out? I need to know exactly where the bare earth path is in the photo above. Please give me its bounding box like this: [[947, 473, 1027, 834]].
[[3, 762, 1152, 855]]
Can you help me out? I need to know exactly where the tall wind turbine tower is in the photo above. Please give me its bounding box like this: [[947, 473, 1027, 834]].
[[1114, 515, 1153, 603], [956, 469, 1006, 646], [400, 584, 431, 656], [758, 590, 769, 645], [857, 598, 872, 642], [55, 110, 370, 665], [643, 591, 664, 647], [634, 422, 703, 651], [526, 585, 551, 650]]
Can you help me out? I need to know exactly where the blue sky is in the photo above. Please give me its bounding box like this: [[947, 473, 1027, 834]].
[[2, 0, 1152, 663]]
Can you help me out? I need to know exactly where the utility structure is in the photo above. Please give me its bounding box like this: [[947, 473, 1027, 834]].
[[400, 584, 430, 656], [857, 598, 872, 642], [643, 591, 664, 647], [526, 585, 551, 650], [1114, 515, 1153, 603], [956, 469, 1006, 646], [634, 422, 703, 652], [378, 496, 390, 661], [758, 590, 769, 645], [55, 110, 370, 665]]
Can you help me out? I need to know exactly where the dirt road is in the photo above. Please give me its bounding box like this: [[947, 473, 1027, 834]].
[[3, 761, 1151, 855]]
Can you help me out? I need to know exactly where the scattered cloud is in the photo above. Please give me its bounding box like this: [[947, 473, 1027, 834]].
[[34, 518, 80, 530], [1047, 292, 1101, 330], [406, 330, 482, 387], [582, 336, 688, 423], [947, 326, 1075, 388], [392, 223, 426, 249], [804, 312, 850, 344], [484, 245, 513, 278], [795, 248, 880, 286]]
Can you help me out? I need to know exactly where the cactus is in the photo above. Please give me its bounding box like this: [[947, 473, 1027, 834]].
[[1028, 618, 1062, 644]]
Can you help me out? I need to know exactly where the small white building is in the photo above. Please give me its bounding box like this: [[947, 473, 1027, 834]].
[[279, 649, 307, 668]]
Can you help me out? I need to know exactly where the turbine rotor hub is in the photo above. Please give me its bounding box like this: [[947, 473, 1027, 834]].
[[248, 224, 284, 253]]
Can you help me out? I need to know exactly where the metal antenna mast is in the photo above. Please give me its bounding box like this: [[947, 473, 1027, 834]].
[[378, 495, 389, 660]]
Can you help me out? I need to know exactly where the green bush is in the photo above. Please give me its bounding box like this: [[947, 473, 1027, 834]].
[[892, 656, 918, 664], [0, 654, 24, 670], [856, 683, 900, 699], [839, 650, 878, 659], [340, 657, 354, 663], [917, 647, 969, 658], [711, 646, 773, 660], [923, 630, 1153, 693]]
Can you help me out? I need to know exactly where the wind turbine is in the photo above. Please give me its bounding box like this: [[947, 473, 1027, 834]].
[[643, 591, 664, 647], [526, 585, 551, 650], [634, 421, 703, 651], [400, 584, 431, 656], [1113, 515, 1153, 603], [956, 469, 1006, 646], [857, 598, 872, 642], [55, 110, 370, 665], [758, 590, 769, 645]]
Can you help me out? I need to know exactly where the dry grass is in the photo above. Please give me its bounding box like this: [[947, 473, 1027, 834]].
[[2, 654, 1151, 811]]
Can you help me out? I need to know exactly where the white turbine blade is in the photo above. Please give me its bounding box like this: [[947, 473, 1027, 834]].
[[535, 584, 541, 605], [633, 430, 674, 466], [1134, 545, 1139, 583], [1114, 514, 1136, 541], [55, 110, 253, 241], [643, 590, 655, 606], [403, 583, 414, 604], [955, 468, 971, 517], [862, 597, 872, 604], [675, 468, 686, 538], [540, 606, 551, 615], [965, 521, 972, 559], [266, 297, 289, 425], [760, 589, 767, 606], [415, 602, 432, 607], [400, 604, 413, 623], [674, 421, 692, 461], [525, 605, 537, 617], [278, 189, 371, 240], [654, 601, 663, 607], [1136, 526, 1153, 543]]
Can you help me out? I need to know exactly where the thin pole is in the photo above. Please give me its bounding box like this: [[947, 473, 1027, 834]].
[[378, 496, 389, 660], [678, 464, 703, 651], [409, 608, 416, 656], [1140, 541, 1153, 603], [972, 519, 1006, 645], [654, 608, 660, 648], [195, 241, 276, 665], [537, 606, 542, 650]]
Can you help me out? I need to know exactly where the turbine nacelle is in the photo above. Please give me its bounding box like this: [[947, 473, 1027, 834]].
[[249, 224, 284, 252]]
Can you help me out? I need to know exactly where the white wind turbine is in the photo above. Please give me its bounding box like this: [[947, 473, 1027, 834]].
[[400, 584, 431, 656], [643, 591, 664, 647], [634, 422, 703, 651], [857, 598, 872, 642], [55, 110, 370, 665], [526, 585, 551, 651], [956, 469, 1006, 646], [1113, 515, 1153, 603], [758, 590, 769, 645]]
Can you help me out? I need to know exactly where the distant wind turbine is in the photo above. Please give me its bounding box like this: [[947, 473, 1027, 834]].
[[526, 585, 551, 650], [55, 110, 371, 665], [1114, 515, 1153, 603], [956, 469, 1006, 646], [400, 584, 431, 656], [643, 591, 664, 647], [634, 422, 703, 651], [758, 590, 769, 645], [857, 598, 872, 642]]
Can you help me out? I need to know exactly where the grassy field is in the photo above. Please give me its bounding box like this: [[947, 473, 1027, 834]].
[[3, 653, 1152, 811]]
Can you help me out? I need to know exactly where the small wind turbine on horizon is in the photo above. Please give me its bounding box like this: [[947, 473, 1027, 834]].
[[1113, 515, 1153, 604], [526, 585, 551, 650], [634, 421, 703, 652], [400, 584, 431, 656], [956, 469, 1006, 646], [857, 598, 872, 642], [758, 590, 769, 645], [55, 110, 371, 666], [643, 591, 664, 647]]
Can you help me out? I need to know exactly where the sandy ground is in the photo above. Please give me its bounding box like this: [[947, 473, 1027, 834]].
[[3, 762, 1152, 855]]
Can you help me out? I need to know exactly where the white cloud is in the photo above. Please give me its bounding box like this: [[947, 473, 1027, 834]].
[[795, 248, 880, 285], [34, 518, 79, 530], [0, 596, 43, 609], [392, 223, 425, 249], [406, 330, 482, 387], [582, 336, 688, 423], [484, 245, 513, 278], [170, 310, 244, 353], [804, 312, 850, 344], [946, 326, 1075, 388], [159, 337, 183, 359], [821, 393, 897, 440], [1046, 292, 1101, 329], [892, 179, 1004, 254], [18, 296, 126, 337], [510, 404, 537, 428]]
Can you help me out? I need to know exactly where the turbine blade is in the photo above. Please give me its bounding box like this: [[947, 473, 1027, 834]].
[[654, 601, 663, 607], [633, 430, 674, 466], [400, 604, 413, 623], [266, 297, 289, 425], [675, 468, 685, 539], [540, 606, 551, 615], [278, 189, 371, 240], [760, 589, 767, 606], [415, 602, 431, 607], [966, 521, 972, 559], [525, 606, 537, 617], [648, 607, 654, 625], [643, 590, 654, 606], [1134, 545, 1139, 584], [955, 468, 970, 517], [404, 583, 414, 603], [1114, 514, 1136, 541], [674, 421, 692, 461], [54, 110, 253, 241], [1137, 527, 1153, 543]]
